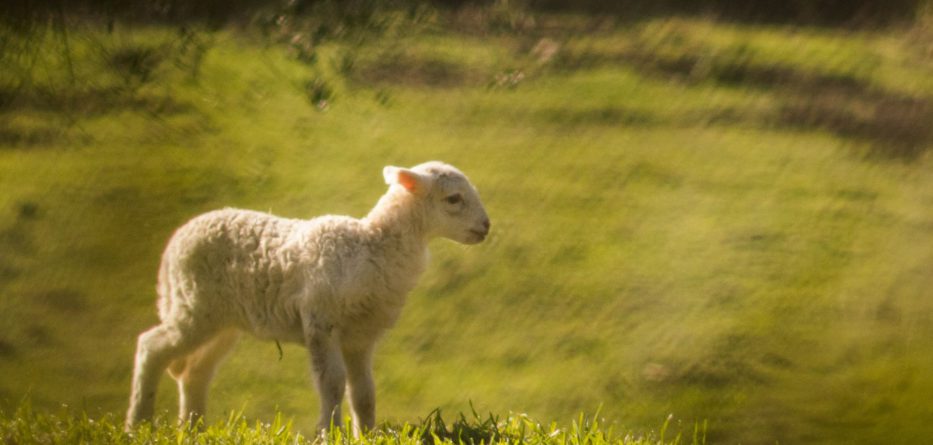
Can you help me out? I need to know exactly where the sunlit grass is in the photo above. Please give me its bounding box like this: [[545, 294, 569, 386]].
[[0, 404, 701, 445]]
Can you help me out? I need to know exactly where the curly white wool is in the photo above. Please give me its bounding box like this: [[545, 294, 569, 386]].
[[126, 161, 490, 434]]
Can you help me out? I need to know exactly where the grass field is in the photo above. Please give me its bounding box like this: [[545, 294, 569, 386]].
[[0, 403, 701, 445], [1, 8, 932, 444]]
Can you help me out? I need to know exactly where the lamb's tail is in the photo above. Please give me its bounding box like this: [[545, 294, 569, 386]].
[[155, 258, 172, 321]]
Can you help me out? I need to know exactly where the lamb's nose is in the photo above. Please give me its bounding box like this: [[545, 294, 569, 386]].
[[482, 219, 491, 232]]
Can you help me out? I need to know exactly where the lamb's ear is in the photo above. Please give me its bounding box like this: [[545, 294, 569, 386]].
[[383, 166, 427, 194]]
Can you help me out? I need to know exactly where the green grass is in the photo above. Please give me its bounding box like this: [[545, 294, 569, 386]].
[[0, 404, 699, 445], [2, 9, 933, 444]]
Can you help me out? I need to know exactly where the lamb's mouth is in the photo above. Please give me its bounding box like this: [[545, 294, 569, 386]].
[[468, 229, 488, 241]]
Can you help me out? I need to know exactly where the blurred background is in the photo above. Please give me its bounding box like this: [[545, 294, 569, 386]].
[[1, 1, 932, 443]]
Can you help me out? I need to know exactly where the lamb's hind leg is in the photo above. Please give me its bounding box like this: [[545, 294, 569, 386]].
[[169, 329, 240, 427], [125, 323, 214, 430]]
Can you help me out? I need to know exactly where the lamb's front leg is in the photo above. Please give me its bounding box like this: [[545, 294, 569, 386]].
[[306, 328, 347, 432], [342, 340, 376, 436]]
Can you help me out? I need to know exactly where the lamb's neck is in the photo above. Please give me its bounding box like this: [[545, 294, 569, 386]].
[[363, 192, 430, 254]]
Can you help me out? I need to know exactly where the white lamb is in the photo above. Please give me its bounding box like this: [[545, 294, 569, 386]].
[[125, 161, 490, 434]]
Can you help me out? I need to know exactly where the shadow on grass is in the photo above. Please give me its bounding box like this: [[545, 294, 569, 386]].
[[557, 46, 933, 161], [0, 85, 192, 148], [779, 94, 933, 161], [537, 106, 657, 127], [351, 52, 483, 88], [0, 85, 191, 117]]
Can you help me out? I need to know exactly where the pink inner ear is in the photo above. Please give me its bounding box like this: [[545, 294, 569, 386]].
[[397, 170, 420, 193]]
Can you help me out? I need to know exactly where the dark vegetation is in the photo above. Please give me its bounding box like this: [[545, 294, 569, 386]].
[[4, 0, 929, 27], [3, 0, 932, 158], [529, 0, 926, 25]]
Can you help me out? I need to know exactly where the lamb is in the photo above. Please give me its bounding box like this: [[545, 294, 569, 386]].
[[125, 161, 490, 434]]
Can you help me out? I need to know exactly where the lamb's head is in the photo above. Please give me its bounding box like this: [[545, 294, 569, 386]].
[[383, 161, 490, 244]]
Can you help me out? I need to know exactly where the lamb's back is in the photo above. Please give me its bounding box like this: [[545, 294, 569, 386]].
[[156, 209, 306, 328], [156, 208, 378, 339]]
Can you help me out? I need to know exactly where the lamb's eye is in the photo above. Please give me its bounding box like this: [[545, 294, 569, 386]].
[[444, 194, 463, 205]]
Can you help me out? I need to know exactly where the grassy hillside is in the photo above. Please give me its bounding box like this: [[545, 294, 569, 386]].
[[2, 9, 932, 444]]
